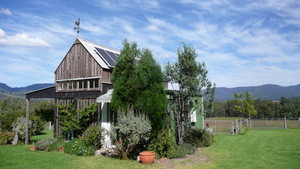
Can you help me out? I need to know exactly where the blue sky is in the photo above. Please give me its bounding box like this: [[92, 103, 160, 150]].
[[0, 0, 299, 88]]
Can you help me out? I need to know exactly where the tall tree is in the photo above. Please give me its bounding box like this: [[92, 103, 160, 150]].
[[165, 43, 215, 144], [233, 91, 257, 118], [111, 40, 167, 135], [135, 49, 167, 135], [111, 40, 140, 111]]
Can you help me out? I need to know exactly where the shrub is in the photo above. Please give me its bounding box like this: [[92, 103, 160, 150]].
[[184, 128, 214, 147], [35, 137, 57, 151], [148, 125, 178, 158], [64, 138, 94, 156], [47, 137, 65, 151], [239, 125, 248, 135], [111, 111, 152, 159], [0, 132, 15, 145], [81, 125, 102, 150], [11, 116, 45, 142], [11, 116, 28, 141], [171, 143, 197, 158]]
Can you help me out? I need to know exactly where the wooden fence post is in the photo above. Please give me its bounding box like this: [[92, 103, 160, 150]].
[[284, 117, 287, 129], [298, 118, 300, 128], [25, 99, 30, 145], [214, 120, 217, 134]]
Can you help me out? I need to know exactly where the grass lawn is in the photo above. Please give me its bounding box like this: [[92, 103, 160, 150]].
[[198, 129, 300, 169], [1, 129, 299, 169]]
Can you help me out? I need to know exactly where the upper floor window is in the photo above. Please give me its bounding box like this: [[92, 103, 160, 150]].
[[57, 77, 100, 91]]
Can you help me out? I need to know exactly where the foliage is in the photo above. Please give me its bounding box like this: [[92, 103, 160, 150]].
[[233, 91, 257, 118], [58, 103, 98, 139], [112, 111, 152, 159], [30, 116, 45, 135], [212, 97, 300, 119], [80, 125, 102, 150], [184, 128, 214, 147], [0, 98, 25, 132], [64, 138, 94, 156], [164, 43, 215, 144], [78, 104, 98, 134], [46, 137, 65, 152], [0, 132, 15, 145], [11, 116, 30, 141], [171, 143, 197, 158], [135, 49, 167, 136], [111, 40, 167, 136], [35, 137, 57, 151], [239, 125, 248, 135], [111, 40, 140, 111], [34, 101, 55, 122], [148, 125, 178, 158], [58, 104, 80, 138]]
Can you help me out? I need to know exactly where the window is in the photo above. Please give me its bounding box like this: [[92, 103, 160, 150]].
[[95, 79, 99, 88], [57, 78, 100, 91], [73, 81, 77, 89], [68, 82, 73, 89], [83, 80, 88, 89], [79, 80, 83, 89]]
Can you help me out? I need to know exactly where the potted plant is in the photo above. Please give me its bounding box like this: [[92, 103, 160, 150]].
[[139, 151, 155, 164], [30, 142, 36, 151]]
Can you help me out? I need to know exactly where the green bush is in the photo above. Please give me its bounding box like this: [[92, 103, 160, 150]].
[[35, 137, 57, 151], [80, 125, 102, 150], [239, 125, 249, 135], [64, 138, 94, 156], [46, 137, 65, 152], [184, 128, 214, 147], [148, 125, 178, 158], [0, 132, 15, 145]]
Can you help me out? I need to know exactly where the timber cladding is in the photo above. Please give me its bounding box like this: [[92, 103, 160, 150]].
[[55, 43, 101, 80]]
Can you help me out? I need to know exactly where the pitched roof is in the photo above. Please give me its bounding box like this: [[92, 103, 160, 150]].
[[77, 38, 120, 69]]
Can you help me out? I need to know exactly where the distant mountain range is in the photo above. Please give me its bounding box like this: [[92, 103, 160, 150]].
[[0, 83, 53, 100], [0, 82, 299, 101], [215, 84, 300, 101]]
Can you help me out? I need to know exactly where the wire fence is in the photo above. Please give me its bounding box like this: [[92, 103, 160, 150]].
[[205, 118, 300, 135]]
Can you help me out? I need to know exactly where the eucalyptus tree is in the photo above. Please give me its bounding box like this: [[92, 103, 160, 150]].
[[233, 91, 257, 118], [165, 43, 215, 144]]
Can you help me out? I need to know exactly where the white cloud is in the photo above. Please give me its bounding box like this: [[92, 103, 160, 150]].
[[94, 0, 159, 10], [0, 8, 12, 15], [0, 29, 50, 47]]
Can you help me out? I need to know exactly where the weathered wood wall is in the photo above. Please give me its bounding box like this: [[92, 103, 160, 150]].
[[55, 42, 101, 80]]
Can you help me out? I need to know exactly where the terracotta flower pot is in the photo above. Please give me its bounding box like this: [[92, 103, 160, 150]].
[[58, 147, 64, 152], [30, 146, 36, 151], [139, 151, 155, 164]]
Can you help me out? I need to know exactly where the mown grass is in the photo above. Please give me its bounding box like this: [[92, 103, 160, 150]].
[[1, 129, 299, 169], [198, 129, 300, 169], [30, 130, 53, 143]]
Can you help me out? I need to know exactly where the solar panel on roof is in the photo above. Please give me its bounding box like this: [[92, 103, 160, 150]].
[[95, 47, 115, 67], [105, 50, 118, 61]]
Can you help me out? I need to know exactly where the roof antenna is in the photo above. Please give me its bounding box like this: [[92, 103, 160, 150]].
[[74, 18, 80, 38]]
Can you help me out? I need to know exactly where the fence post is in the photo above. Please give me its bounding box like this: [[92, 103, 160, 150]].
[[249, 118, 252, 128], [284, 117, 287, 129], [232, 121, 235, 135], [299, 118, 300, 128], [214, 120, 217, 134]]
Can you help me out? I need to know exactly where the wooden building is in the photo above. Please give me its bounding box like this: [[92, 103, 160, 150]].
[[25, 38, 119, 144]]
